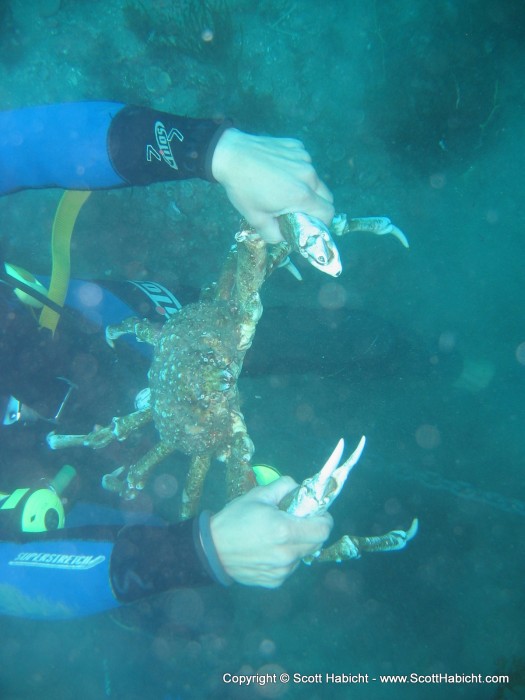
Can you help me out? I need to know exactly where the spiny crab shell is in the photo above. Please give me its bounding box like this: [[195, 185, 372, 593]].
[[150, 299, 244, 458]]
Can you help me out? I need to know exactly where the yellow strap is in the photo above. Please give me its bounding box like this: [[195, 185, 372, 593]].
[[39, 190, 91, 334]]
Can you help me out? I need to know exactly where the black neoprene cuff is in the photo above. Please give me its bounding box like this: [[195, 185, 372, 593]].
[[110, 516, 231, 603], [196, 510, 234, 586], [107, 105, 232, 185]]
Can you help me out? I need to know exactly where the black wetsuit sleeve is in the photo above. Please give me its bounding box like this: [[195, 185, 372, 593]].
[[110, 517, 219, 603], [108, 105, 232, 185]]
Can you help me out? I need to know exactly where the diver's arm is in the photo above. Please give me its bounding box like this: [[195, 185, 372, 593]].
[[0, 518, 216, 620], [0, 102, 334, 242], [0, 102, 229, 195], [0, 480, 331, 618], [113, 476, 333, 599]]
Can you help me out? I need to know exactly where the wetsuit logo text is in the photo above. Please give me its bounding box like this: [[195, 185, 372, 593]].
[[146, 120, 183, 170], [10, 552, 106, 570], [130, 280, 182, 317]]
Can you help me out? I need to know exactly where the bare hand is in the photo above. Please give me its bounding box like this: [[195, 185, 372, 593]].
[[210, 476, 333, 588], [212, 128, 335, 243]]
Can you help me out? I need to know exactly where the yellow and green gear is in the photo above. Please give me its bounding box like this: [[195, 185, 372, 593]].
[[252, 464, 281, 486], [0, 464, 76, 533]]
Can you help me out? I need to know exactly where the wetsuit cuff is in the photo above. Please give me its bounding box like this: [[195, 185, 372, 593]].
[[203, 120, 234, 183], [195, 511, 234, 587]]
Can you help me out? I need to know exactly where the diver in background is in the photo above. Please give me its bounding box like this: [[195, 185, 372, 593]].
[[0, 272, 187, 428], [0, 101, 334, 619]]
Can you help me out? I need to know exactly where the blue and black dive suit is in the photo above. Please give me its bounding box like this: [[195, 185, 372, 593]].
[[0, 101, 230, 195], [0, 101, 233, 620]]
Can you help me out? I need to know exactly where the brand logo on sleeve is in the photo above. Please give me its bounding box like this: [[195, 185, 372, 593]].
[[9, 552, 106, 570], [146, 121, 183, 170], [130, 280, 182, 318]]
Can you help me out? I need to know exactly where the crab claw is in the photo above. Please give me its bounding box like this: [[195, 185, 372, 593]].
[[105, 325, 121, 349], [332, 214, 409, 249], [278, 212, 342, 277], [325, 435, 366, 505], [279, 436, 366, 517]]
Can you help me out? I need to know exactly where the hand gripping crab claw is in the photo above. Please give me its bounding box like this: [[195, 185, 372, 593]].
[[280, 437, 418, 564]]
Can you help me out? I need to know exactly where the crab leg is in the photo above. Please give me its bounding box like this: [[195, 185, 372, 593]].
[[180, 454, 212, 520], [106, 317, 160, 348], [103, 439, 176, 498], [212, 243, 239, 303], [332, 214, 409, 249], [305, 519, 419, 564], [47, 407, 153, 450], [225, 410, 257, 501], [234, 234, 266, 352]]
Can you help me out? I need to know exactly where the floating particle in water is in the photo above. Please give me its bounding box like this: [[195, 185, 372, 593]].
[[153, 473, 179, 499], [454, 358, 495, 392], [164, 589, 204, 629], [76, 281, 103, 308], [384, 497, 402, 516], [415, 424, 441, 450], [259, 639, 276, 657], [438, 330, 457, 353], [295, 402, 314, 423], [515, 342, 525, 365], [364, 597, 380, 614], [429, 172, 447, 189], [152, 634, 172, 661], [326, 142, 346, 163], [254, 664, 288, 698], [318, 282, 347, 310], [324, 568, 350, 593], [145, 66, 172, 96], [485, 208, 499, 224]]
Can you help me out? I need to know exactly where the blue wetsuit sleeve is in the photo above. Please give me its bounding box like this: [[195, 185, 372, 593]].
[[0, 102, 125, 194], [0, 525, 120, 620], [0, 102, 231, 196]]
